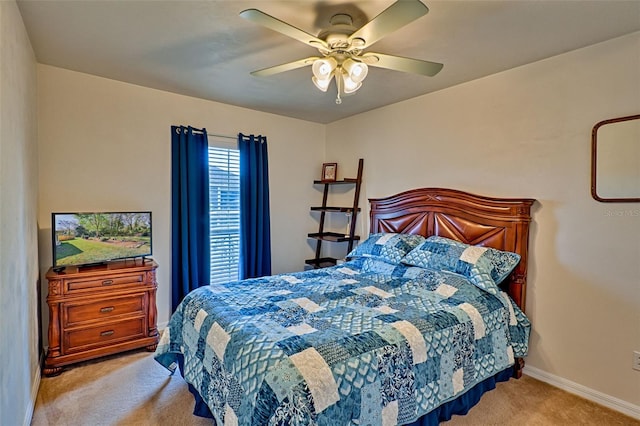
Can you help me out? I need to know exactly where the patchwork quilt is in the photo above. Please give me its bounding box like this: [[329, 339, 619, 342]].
[[155, 259, 530, 425]]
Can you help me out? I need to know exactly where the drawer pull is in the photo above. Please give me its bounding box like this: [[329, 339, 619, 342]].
[[102, 279, 114, 286], [100, 306, 115, 313], [100, 330, 115, 337]]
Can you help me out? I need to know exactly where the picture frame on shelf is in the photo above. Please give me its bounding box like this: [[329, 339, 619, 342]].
[[322, 163, 337, 182]]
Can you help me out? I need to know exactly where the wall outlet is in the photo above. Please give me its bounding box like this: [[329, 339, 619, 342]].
[[633, 351, 640, 371]]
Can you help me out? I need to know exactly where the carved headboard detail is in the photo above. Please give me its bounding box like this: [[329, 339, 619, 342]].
[[369, 188, 535, 311]]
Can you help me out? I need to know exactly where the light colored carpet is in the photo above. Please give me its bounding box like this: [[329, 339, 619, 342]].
[[32, 349, 639, 425]]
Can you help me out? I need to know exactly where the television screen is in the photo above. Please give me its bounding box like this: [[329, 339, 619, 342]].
[[52, 211, 152, 268]]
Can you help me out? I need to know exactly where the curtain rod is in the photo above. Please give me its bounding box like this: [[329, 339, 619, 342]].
[[208, 133, 236, 140], [175, 126, 236, 141]]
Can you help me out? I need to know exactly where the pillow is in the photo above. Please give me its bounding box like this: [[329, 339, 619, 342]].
[[360, 257, 428, 279], [401, 236, 521, 294], [346, 233, 426, 265], [360, 257, 406, 275]]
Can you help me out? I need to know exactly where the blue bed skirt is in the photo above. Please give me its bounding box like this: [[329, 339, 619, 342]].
[[175, 353, 513, 424], [406, 367, 513, 425]]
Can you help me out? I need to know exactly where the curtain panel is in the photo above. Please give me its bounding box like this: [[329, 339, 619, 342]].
[[171, 125, 210, 311], [239, 133, 272, 279]]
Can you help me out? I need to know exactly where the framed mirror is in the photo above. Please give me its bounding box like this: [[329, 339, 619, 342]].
[[591, 114, 640, 202]]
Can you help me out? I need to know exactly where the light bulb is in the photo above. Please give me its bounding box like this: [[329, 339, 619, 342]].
[[319, 63, 331, 75], [312, 58, 337, 79], [342, 73, 362, 94], [312, 76, 331, 92], [343, 58, 368, 83]]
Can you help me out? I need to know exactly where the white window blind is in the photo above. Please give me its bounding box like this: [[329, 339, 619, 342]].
[[208, 143, 240, 285]]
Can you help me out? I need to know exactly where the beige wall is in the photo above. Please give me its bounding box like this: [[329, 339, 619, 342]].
[[37, 65, 325, 331], [326, 33, 640, 408], [0, 1, 40, 424]]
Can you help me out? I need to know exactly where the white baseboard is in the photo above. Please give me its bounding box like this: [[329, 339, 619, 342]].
[[24, 352, 43, 426], [524, 365, 640, 420]]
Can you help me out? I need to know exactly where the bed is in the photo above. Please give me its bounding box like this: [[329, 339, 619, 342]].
[[155, 187, 535, 425]]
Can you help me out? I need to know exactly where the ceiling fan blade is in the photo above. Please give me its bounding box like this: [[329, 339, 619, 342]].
[[361, 52, 443, 77], [250, 57, 319, 77], [240, 9, 328, 50], [348, 0, 429, 49]]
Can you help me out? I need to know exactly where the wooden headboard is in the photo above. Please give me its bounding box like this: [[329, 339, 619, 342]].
[[369, 188, 535, 312]]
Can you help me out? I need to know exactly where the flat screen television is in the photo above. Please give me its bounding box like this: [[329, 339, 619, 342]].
[[52, 211, 152, 268]]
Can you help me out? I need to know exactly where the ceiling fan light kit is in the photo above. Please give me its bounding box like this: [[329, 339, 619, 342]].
[[240, 0, 443, 105], [312, 57, 368, 103]]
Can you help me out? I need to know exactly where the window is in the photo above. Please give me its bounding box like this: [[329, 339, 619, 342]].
[[208, 141, 240, 285]]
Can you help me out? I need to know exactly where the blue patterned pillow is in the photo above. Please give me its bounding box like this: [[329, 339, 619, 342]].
[[360, 258, 404, 275], [401, 236, 521, 294], [346, 233, 426, 265], [360, 257, 428, 279]]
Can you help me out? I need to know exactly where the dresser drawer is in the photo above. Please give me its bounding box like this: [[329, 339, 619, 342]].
[[65, 317, 146, 353], [63, 293, 146, 327], [63, 271, 146, 295]]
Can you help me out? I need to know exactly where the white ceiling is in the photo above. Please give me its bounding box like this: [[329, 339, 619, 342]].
[[17, 0, 640, 124]]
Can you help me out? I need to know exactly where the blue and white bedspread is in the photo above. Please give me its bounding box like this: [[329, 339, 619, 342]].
[[155, 260, 530, 425]]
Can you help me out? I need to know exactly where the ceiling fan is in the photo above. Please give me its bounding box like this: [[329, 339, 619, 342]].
[[239, 0, 443, 104]]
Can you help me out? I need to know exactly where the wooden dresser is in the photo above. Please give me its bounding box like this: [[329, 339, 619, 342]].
[[44, 259, 158, 376]]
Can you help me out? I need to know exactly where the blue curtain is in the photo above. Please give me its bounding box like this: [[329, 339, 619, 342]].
[[171, 125, 210, 311], [239, 133, 271, 279]]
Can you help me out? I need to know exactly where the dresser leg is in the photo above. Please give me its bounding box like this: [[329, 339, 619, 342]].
[[43, 365, 63, 377], [146, 343, 158, 352]]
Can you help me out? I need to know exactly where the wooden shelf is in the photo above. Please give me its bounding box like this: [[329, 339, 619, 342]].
[[313, 178, 358, 185], [307, 159, 363, 269], [308, 232, 360, 242], [304, 257, 338, 269], [310, 206, 361, 212]]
